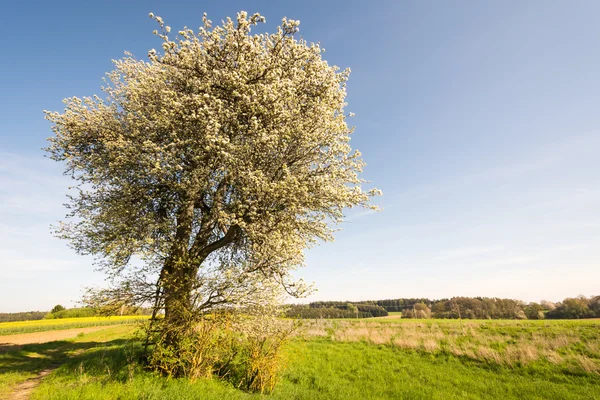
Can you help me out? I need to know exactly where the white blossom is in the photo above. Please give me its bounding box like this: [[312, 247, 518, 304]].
[[44, 11, 380, 321]]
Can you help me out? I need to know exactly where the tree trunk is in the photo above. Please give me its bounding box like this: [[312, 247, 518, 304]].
[[150, 196, 235, 376], [162, 255, 196, 348], [161, 199, 197, 351]]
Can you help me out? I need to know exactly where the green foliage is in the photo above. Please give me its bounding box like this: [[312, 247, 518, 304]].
[[0, 311, 46, 323], [547, 297, 595, 319], [346, 295, 600, 320], [355, 304, 388, 317], [286, 302, 388, 319], [285, 295, 600, 320], [525, 302, 545, 320], [146, 313, 294, 393], [51, 305, 66, 314], [373, 298, 433, 312], [398, 302, 432, 319], [413, 302, 431, 318], [45, 308, 98, 319]]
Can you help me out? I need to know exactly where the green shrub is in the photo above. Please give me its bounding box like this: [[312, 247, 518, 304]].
[[147, 311, 295, 393], [45, 307, 98, 319], [50, 304, 66, 314]]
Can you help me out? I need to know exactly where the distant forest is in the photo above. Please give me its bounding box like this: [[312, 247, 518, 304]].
[[0, 311, 47, 323], [2, 296, 598, 323], [286, 295, 600, 320]]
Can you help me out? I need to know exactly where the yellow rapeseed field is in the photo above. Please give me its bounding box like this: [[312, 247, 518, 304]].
[[0, 316, 148, 336]]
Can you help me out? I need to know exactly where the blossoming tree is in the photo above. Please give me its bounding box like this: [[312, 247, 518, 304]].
[[45, 11, 379, 375]]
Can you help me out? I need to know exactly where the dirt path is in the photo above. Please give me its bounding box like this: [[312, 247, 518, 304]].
[[0, 326, 113, 348], [7, 369, 55, 400], [1, 327, 115, 399]]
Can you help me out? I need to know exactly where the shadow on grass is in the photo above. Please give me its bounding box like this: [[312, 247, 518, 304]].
[[0, 337, 142, 384]]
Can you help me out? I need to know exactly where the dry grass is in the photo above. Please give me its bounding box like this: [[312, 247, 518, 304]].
[[296, 319, 600, 374], [574, 354, 600, 374]]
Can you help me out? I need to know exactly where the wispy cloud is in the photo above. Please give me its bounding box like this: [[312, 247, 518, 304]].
[[0, 152, 68, 217], [3, 258, 79, 278], [436, 245, 503, 260], [344, 208, 378, 222], [391, 132, 600, 204], [0, 152, 89, 279], [348, 263, 376, 276], [464, 242, 597, 270]]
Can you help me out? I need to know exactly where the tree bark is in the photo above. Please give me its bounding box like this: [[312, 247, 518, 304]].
[[161, 198, 197, 349], [163, 258, 193, 331], [158, 194, 240, 363]]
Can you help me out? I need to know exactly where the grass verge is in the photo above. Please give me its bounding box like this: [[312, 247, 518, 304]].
[[0, 321, 597, 399]]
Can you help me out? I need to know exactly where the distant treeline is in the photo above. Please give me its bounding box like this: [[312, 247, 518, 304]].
[[286, 302, 389, 319], [287, 295, 600, 320], [0, 306, 153, 323], [4, 296, 599, 322], [374, 296, 600, 320], [45, 307, 100, 319], [44, 307, 153, 319], [0, 311, 47, 323]]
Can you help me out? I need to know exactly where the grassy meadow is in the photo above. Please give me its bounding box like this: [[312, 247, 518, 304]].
[[0, 318, 599, 399], [0, 316, 148, 336]]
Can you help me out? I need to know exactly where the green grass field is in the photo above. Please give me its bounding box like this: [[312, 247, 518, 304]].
[[0, 316, 148, 336], [1, 319, 599, 399]]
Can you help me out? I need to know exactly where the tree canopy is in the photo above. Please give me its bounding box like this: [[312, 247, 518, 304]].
[[45, 11, 379, 380]]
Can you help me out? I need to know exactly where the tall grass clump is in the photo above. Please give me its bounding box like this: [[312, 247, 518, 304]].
[[146, 306, 296, 393]]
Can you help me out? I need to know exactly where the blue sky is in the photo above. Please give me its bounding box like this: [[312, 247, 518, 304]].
[[1, 1, 599, 312]]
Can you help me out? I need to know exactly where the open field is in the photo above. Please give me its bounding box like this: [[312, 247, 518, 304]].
[[0, 317, 148, 336], [0, 319, 599, 399], [300, 318, 600, 374]]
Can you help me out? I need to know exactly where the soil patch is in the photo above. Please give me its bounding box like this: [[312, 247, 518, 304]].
[[0, 326, 113, 349], [7, 368, 55, 400]]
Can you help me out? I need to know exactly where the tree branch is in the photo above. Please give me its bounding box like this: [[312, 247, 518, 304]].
[[192, 224, 241, 261]]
